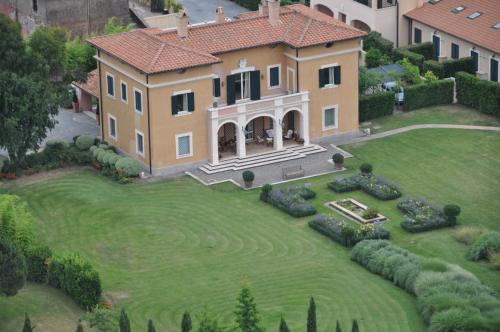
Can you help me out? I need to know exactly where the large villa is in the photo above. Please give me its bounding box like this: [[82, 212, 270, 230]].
[[88, 1, 365, 176]]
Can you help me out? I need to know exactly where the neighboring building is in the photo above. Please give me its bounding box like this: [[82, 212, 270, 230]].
[[88, 1, 365, 176], [72, 69, 99, 115], [0, 0, 130, 36], [310, 0, 427, 47], [405, 0, 500, 82]]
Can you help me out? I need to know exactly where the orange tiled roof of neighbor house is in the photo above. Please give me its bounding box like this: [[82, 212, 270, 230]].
[[405, 0, 500, 54], [73, 69, 100, 98], [87, 4, 366, 74]]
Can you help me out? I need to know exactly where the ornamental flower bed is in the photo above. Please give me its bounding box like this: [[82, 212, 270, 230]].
[[260, 184, 316, 217], [398, 198, 451, 233], [328, 174, 402, 201], [309, 214, 389, 247]]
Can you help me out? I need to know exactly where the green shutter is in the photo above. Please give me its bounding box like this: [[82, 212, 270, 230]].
[[319, 68, 328, 88], [188, 92, 195, 112], [171, 95, 178, 115], [213, 78, 221, 97], [226, 74, 236, 105], [334, 66, 341, 85], [250, 70, 261, 100]]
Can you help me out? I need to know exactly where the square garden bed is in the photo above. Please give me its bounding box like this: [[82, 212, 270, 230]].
[[327, 198, 388, 224]]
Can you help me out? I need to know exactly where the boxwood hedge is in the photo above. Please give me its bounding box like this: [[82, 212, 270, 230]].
[[423, 57, 474, 79], [260, 185, 316, 217], [359, 91, 394, 122], [456, 71, 500, 117], [404, 79, 454, 111]]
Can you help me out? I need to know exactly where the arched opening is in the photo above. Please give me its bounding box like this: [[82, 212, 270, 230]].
[[281, 110, 304, 146], [314, 4, 334, 17], [351, 20, 371, 33], [244, 115, 275, 155], [218, 122, 237, 160]]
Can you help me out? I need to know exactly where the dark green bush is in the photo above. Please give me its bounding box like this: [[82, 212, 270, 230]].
[[359, 91, 394, 121], [25, 245, 52, 283], [423, 57, 474, 79], [359, 163, 372, 174], [0, 235, 27, 296], [363, 31, 393, 56], [332, 153, 344, 164], [422, 60, 444, 79], [407, 42, 434, 60], [328, 173, 402, 200], [443, 204, 461, 224], [262, 185, 316, 217], [405, 79, 454, 111], [260, 184, 273, 201], [242, 170, 255, 182], [398, 198, 451, 233], [115, 157, 142, 177], [393, 48, 425, 70], [466, 232, 500, 261], [75, 134, 97, 151], [456, 71, 500, 117]]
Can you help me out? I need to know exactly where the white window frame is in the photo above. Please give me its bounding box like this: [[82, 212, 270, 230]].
[[108, 114, 117, 140], [267, 64, 281, 89], [135, 129, 145, 157], [120, 80, 128, 104], [287, 67, 296, 93], [490, 56, 499, 82], [106, 72, 115, 98], [470, 48, 480, 73], [175, 132, 193, 159], [322, 105, 339, 131], [133, 88, 143, 115], [173, 89, 192, 116], [234, 71, 251, 102], [320, 63, 339, 89]]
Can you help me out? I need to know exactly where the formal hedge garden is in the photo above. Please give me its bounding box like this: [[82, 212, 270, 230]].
[[308, 214, 389, 247], [398, 198, 459, 233], [404, 79, 454, 111], [260, 184, 316, 217], [351, 240, 500, 332], [328, 173, 402, 201], [422, 57, 474, 79], [456, 71, 500, 117], [359, 91, 394, 122]]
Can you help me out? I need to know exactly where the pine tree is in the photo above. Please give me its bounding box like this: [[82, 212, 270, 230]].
[[307, 297, 316, 332], [22, 313, 33, 332], [234, 285, 263, 332], [279, 317, 289, 332], [351, 320, 359, 332], [76, 322, 84, 332], [181, 312, 192, 332], [119, 309, 131, 332], [335, 321, 342, 332], [147, 319, 156, 332]]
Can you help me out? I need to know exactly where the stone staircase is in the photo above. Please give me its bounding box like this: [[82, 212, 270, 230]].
[[199, 144, 326, 174]]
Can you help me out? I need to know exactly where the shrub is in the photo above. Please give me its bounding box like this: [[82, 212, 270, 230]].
[[359, 91, 394, 121], [362, 207, 378, 220], [363, 31, 393, 56], [407, 42, 434, 60], [115, 157, 142, 177], [359, 163, 372, 174], [25, 245, 52, 283], [309, 215, 389, 247], [328, 173, 401, 200], [423, 57, 474, 79], [260, 184, 273, 201], [398, 198, 451, 233], [466, 232, 500, 261], [365, 48, 391, 68], [328, 175, 361, 193], [404, 79, 454, 111], [392, 48, 425, 70], [75, 134, 97, 151], [47, 253, 102, 310], [453, 226, 486, 246], [0, 236, 27, 297], [456, 71, 500, 117], [332, 153, 344, 164], [423, 70, 438, 83], [422, 60, 444, 79], [443, 204, 461, 224], [96, 149, 108, 164], [242, 170, 255, 182], [262, 185, 316, 217], [0, 195, 35, 251]]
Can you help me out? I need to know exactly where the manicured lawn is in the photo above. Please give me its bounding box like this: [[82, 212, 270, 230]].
[[361, 104, 500, 133], [1, 127, 499, 332]]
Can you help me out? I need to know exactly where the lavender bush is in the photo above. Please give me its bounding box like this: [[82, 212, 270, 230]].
[[261, 185, 316, 217], [398, 198, 450, 233]]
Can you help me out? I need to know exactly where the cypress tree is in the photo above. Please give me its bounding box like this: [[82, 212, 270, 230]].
[[278, 317, 289, 332], [22, 313, 33, 332], [147, 319, 156, 332], [351, 320, 359, 332], [181, 311, 192, 332], [307, 297, 316, 332], [234, 285, 263, 332], [335, 321, 342, 332], [76, 322, 84, 332], [119, 309, 131, 332]]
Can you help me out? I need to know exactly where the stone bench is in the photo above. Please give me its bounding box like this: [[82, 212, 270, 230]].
[[282, 165, 305, 180]]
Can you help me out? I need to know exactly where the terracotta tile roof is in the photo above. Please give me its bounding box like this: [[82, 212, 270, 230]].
[[405, 0, 500, 54], [73, 69, 99, 98], [88, 4, 365, 74]]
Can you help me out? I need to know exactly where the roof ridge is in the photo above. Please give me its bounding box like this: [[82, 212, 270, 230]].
[[147, 43, 167, 73], [298, 17, 313, 44]]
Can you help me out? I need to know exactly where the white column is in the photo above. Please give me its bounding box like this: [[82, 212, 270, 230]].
[[301, 93, 310, 146], [209, 114, 219, 165], [237, 113, 246, 158], [274, 99, 284, 150]]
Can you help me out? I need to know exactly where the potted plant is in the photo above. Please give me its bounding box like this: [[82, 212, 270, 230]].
[[72, 89, 80, 113], [242, 170, 255, 188], [332, 153, 344, 170], [359, 163, 373, 176]]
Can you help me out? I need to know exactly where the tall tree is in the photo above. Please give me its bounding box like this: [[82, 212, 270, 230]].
[[0, 13, 25, 74], [22, 313, 34, 332], [76, 322, 84, 332], [351, 320, 359, 332], [307, 297, 316, 332], [28, 26, 68, 80], [335, 321, 342, 332], [182, 312, 192, 332], [147, 319, 155, 332], [197, 311, 223, 332], [278, 317, 289, 332], [234, 285, 263, 332], [0, 236, 27, 297], [119, 309, 131, 332]]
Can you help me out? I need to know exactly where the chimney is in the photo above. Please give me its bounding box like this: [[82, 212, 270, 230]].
[[417, 0, 425, 7], [268, 0, 280, 26], [215, 6, 225, 24], [259, 0, 269, 16], [176, 11, 188, 38]]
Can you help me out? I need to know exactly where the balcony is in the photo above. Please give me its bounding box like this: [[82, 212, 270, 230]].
[[353, 0, 397, 9]]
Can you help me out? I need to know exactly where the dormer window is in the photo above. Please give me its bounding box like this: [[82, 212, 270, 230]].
[[468, 12, 482, 19], [493, 23, 500, 30]]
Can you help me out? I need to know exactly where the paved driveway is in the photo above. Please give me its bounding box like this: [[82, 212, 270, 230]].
[[177, 0, 247, 23]]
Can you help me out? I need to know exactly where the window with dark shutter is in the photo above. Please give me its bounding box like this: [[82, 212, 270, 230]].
[[319, 68, 328, 88], [213, 78, 221, 97], [107, 75, 114, 97], [451, 43, 459, 59], [250, 70, 260, 100], [414, 28, 422, 43], [226, 74, 236, 105], [134, 90, 142, 113], [171, 95, 178, 115], [470, 50, 479, 72], [491, 58, 499, 82], [269, 66, 280, 87], [334, 66, 341, 85], [432, 35, 440, 60], [188, 92, 195, 112]]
